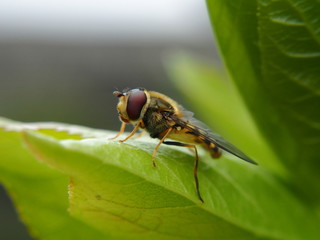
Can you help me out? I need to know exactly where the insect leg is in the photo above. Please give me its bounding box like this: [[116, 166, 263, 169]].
[[134, 131, 146, 139], [119, 120, 142, 142], [163, 141, 204, 203], [108, 122, 126, 140], [152, 128, 173, 168]]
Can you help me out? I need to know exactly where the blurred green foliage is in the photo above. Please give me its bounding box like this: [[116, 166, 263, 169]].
[[206, 0, 320, 203]]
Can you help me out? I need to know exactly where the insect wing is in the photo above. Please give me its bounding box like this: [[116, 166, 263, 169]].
[[206, 131, 257, 164], [178, 108, 257, 165]]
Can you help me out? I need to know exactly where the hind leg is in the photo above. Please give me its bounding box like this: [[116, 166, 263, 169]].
[[164, 141, 204, 203]]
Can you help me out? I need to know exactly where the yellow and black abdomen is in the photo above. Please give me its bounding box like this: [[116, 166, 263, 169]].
[[168, 124, 222, 159]]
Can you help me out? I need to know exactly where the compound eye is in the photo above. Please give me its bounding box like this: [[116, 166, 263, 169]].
[[126, 89, 147, 120]]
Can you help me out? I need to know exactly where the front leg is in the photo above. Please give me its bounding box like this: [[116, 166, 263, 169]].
[[151, 128, 173, 167], [108, 122, 126, 140], [119, 120, 143, 142]]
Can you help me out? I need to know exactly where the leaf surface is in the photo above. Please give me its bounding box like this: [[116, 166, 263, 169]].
[[0, 119, 108, 240], [0, 118, 317, 239]]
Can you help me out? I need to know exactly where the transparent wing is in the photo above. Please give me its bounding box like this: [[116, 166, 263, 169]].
[[179, 107, 257, 165], [206, 130, 257, 164]]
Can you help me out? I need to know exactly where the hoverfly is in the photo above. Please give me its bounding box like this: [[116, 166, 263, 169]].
[[111, 88, 257, 202]]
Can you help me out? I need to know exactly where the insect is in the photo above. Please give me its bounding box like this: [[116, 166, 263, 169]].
[[111, 87, 257, 202]]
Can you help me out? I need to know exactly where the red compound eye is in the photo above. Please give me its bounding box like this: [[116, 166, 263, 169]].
[[126, 89, 147, 120]]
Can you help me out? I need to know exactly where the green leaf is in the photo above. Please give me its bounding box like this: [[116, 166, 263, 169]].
[[0, 119, 108, 240], [206, 0, 320, 202], [1, 118, 319, 240]]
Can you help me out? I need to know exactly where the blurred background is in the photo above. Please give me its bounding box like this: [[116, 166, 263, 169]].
[[0, 0, 219, 239]]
